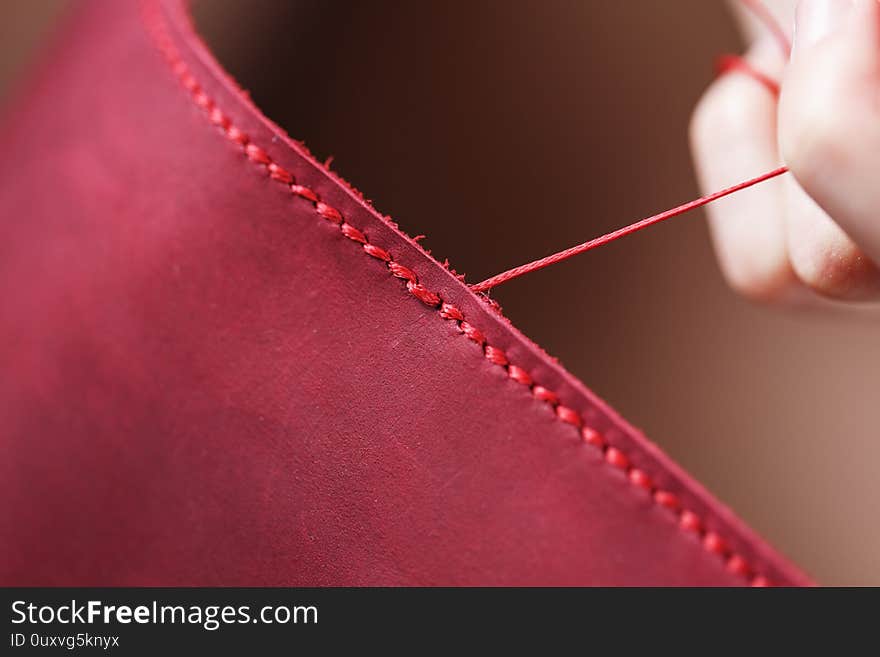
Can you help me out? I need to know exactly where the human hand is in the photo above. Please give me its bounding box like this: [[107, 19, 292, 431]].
[[691, 0, 880, 304]]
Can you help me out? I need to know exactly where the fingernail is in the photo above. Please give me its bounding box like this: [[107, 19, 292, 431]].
[[793, 0, 852, 54]]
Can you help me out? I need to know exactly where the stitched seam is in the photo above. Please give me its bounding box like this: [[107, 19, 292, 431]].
[[141, 0, 770, 587]]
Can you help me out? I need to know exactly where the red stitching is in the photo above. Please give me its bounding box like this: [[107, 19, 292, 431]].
[[605, 447, 630, 471], [268, 162, 294, 184], [628, 468, 653, 492], [439, 302, 464, 322], [532, 385, 559, 406], [317, 202, 343, 225], [703, 532, 728, 556], [679, 510, 703, 534], [363, 243, 391, 262], [141, 0, 771, 587], [507, 365, 532, 387], [555, 405, 582, 428], [581, 426, 605, 449], [484, 345, 509, 367], [654, 490, 681, 511]]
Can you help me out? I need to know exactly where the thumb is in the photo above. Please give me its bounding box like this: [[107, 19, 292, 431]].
[[780, 0, 880, 264]]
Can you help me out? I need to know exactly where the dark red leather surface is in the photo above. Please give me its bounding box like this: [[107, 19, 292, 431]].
[[0, 0, 810, 585]]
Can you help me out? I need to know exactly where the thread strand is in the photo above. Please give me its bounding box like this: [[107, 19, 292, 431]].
[[471, 0, 789, 294], [471, 166, 788, 293]]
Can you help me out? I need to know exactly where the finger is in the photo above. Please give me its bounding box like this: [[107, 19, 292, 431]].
[[780, 0, 880, 272], [691, 37, 802, 301], [779, 0, 880, 299], [729, 0, 796, 51], [782, 167, 880, 299]]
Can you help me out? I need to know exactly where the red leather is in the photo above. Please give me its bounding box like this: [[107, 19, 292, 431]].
[[0, 0, 810, 586]]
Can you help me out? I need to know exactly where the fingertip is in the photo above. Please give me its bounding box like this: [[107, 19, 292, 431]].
[[781, 0, 880, 264], [786, 209, 880, 300], [691, 39, 797, 305], [715, 244, 803, 305]]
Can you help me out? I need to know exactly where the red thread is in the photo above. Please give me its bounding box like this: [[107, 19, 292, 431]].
[[246, 143, 271, 165], [703, 532, 728, 556], [471, 0, 789, 294], [680, 510, 703, 534], [715, 54, 780, 96], [484, 345, 509, 367], [439, 302, 465, 322], [290, 184, 319, 203], [363, 243, 392, 262], [268, 163, 294, 184], [459, 322, 486, 346], [209, 107, 230, 129], [654, 490, 681, 511], [507, 365, 532, 387], [141, 0, 774, 586], [726, 554, 753, 577], [407, 281, 441, 307], [555, 405, 582, 428], [714, 0, 786, 97], [628, 468, 653, 492], [605, 447, 630, 471], [532, 385, 560, 406], [581, 426, 605, 448], [193, 90, 212, 110], [472, 166, 788, 292], [388, 262, 417, 283], [341, 223, 367, 245], [317, 201, 343, 224]]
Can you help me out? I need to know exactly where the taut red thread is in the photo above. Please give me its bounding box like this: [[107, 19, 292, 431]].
[[471, 166, 788, 293], [715, 0, 788, 95], [715, 54, 780, 96], [471, 0, 789, 294], [141, 0, 773, 585]]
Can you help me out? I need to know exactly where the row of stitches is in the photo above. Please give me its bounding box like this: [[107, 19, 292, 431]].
[[142, 1, 769, 587]]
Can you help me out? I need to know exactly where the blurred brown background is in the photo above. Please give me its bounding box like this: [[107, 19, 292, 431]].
[[4, 0, 879, 585]]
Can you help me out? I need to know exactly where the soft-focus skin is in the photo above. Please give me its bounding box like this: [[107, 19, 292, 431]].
[[691, 0, 880, 304]]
